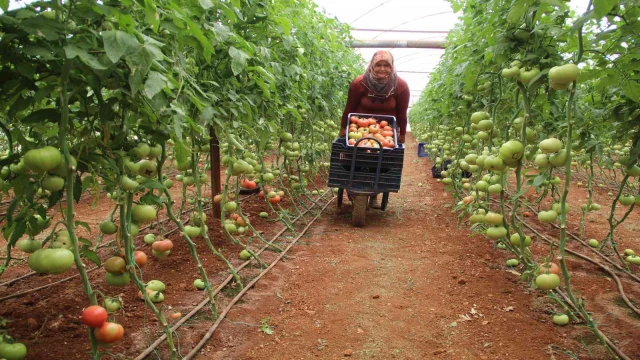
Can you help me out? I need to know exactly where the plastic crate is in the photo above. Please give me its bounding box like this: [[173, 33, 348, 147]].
[[328, 138, 404, 192], [417, 142, 429, 157], [344, 113, 398, 150]]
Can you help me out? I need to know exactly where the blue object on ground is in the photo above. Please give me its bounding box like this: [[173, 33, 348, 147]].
[[417, 142, 429, 157]]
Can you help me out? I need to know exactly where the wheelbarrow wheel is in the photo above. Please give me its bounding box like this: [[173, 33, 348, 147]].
[[337, 188, 344, 208], [380, 192, 390, 211], [352, 195, 368, 227]]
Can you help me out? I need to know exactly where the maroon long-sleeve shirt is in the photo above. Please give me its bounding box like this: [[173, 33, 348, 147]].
[[341, 75, 410, 135]]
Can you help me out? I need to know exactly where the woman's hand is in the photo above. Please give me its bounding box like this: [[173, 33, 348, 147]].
[[397, 134, 405, 144]]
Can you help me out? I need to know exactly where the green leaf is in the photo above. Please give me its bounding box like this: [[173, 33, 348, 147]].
[[81, 247, 101, 267], [533, 175, 546, 187], [145, 0, 160, 32], [21, 108, 60, 124], [75, 220, 91, 235], [78, 237, 93, 246], [103, 30, 140, 64], [140, 191, 166, 206], [199, 0, 214, 9], [64, 45, 108, 70], [593, 0, 617, 19], [229, 46, 250, 76], [144, 71, 166, 99], [140, 179, 166, 190], [623, 80, 640, 103], [73, 174, 83, 203], [8, 221, 26, 246], [0, 0, 8, 12]]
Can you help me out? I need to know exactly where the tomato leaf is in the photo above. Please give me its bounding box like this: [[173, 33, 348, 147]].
[[229, 46, 250, 76], [139, 191, 166, 206], [8, 221, 26, 246], [73, 174, 83, 203], [81, 247, 101, 267], [78, 237, 92, 246], [0, 0, 8, 12], [103, 30, 140, 64], [144, 71, 167, 99], [623, 80, 640, 103], [199, 0, 214, 9], [21, 108, 60, 124], [593, 0, 617, 19], [75, 220, 91, 235], [532, 175, 546, 187], [140, 179, 166, 190]]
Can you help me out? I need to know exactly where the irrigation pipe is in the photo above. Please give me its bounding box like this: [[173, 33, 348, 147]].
[[182, 196, 334, 360], [134, 192, 334, 359]]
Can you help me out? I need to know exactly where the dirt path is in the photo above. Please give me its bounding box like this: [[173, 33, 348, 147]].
[[204, 136, 593, 360]]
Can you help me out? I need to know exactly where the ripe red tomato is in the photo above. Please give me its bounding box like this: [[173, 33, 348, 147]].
[[268, 195, 281, 204], [82, 305, 108, 328], [379, 120, 389, 128], [151, 239, 173, 252], [523, 211, 532, 217], [241, 179, 257, 190], [133, 251, 148, 267], [349, 116, 358, 124], [94, 322, 124, 343], [258, 191, 264, 199]]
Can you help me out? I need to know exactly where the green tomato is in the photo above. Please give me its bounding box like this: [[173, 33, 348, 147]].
[[144, 234, 156, 245], [163, 179, 174, 189], [120, 176, 139, 191], [100, 220, 118, 235], [17, 239, 42, 253], [239, 249, 253, 260], [510, 234, 531, 247], [23, 146, 63, 173], [259, 212, 269, 218], [587, 239, 599, 248], [623, 249, 635, 256], [499, 140, 524, 166], [535, 273, 560, 290], [538, 210, 558, 224], [486, 226, 507, 240], [105, 273, 131, 287], [28, 248, 74, 274], [552, 314, 569, 326], [546, 149, 566, 167], [224, 201, 237, 212], [184, 225, 201, 238], [194, 279, 206, 290], [146, 280, 166, 292], [484, 212, 503, 226], [549, 64, 579, 84], [149, 290, 164, 303], [506, 259, 519, 267], [0, 342, 27, 360], [626, 255, 640, 265], [103, 297, 122, 313], [551, 203, 571, 215], [539, 138, 563, 154], [132, 205, 157, 223], [618, 196, 635, 206], [518, 67, 540, 85], [496, 242, 507, 250], [41, 175, 65, 192]]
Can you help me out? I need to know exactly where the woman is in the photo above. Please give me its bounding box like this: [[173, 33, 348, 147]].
[[339, 50, 410, 208]]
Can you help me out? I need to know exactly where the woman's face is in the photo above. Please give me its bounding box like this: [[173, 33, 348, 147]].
[[373, 60, 392, 79]]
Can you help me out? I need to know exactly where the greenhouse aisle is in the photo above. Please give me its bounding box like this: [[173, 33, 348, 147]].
[[205, 135, 590, 360]]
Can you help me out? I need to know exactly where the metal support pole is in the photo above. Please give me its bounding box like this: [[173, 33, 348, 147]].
[[351, 39, 445, 49], [209, 126, 222, 218]]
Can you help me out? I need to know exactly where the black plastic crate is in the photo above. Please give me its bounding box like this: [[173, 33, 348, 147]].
[[328, 138, 404, 193]]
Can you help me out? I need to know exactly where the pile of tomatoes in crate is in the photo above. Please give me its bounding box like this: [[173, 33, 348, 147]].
[[347, 115, 396, 148]]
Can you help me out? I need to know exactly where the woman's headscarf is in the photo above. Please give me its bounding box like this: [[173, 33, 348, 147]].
[[363, 50, 398, 99]]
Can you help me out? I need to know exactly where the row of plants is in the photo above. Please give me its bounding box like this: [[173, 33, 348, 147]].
[[0, 0, 360, 358], [410, 0, 639, 358]]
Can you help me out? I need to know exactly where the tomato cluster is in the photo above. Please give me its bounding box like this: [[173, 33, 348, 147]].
[[347, 116, 396, 148]]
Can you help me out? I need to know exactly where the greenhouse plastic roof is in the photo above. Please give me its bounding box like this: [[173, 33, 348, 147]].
[[313, 0, 591, 110], [313, 0, 456, 109]]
